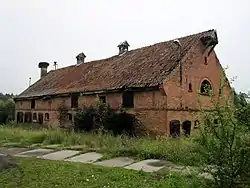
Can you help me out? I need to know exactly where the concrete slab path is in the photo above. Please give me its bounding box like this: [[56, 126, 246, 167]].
[[124, 159, 166, 172], [39, 150, 80, 161], [14, 149, 53, 158], [1, 148, 178, 173], [65, 152, 103, 163], [0, 148, 30, 156], [95, 157, 135, 167]]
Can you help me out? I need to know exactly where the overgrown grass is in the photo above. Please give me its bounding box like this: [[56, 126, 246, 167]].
[[0, 157, 205, 188], [0, 123, 204, 166]]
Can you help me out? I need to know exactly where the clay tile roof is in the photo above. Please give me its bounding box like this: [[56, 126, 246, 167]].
[[17, 29, 217, 99]]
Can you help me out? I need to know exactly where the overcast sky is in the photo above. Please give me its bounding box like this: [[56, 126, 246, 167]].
[[0, 0, 249, 94]]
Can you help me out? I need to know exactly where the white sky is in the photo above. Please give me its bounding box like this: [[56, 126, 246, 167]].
[[0, 0, 249, 94]]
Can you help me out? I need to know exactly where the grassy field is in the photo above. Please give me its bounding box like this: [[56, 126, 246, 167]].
[[0, 157, 205, 188], [0, 123, 204, 166]]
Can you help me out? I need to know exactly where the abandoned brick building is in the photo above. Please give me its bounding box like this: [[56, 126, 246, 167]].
[[14, 29, 232, 136]]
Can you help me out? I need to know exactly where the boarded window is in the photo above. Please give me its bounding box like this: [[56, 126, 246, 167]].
[[45, 113, 49, 121], [71, 95, 79, 108], [200, 80, 212, 95], [122, 91, 134, 108], [31, 99, 36, 109]]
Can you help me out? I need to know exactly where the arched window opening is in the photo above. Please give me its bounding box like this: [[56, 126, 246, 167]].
[[200, 80, 212, 95], [182, 120, 191, 136], [45, 113, 50, 121], [170, 120, 180, 138], [33, 113, 37, 122]]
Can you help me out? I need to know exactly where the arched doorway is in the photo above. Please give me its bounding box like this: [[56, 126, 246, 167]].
[[182, 120, 191, 136], [170, 120, 180, 137], [24, 112, 32, 123], [38, 113, 43, 124], [17, 112, 24, 123]]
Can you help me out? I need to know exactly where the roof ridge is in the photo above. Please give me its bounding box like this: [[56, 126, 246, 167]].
[[52, 29, 216, 70]]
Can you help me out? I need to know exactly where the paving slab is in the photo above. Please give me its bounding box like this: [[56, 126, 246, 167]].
[[0, 148, 30, 156], [95, 157, 135, 167], [39, 150, 80, 161], [14, 149, 53, 158], [66, 152, 103, 163], [124, 159, 167, 172]]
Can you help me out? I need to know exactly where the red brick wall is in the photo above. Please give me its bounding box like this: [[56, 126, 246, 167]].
[[163, 41, 232, 112], [161, 41, 233, 135]]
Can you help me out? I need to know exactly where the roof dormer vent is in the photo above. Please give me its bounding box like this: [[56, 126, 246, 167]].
[[76, 52, 86, 64], [117, 41, 129, 55]]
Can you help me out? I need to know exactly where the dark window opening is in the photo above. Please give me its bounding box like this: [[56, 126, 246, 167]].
[[214, 119, 218, 124], [200, 80, 212, 95], [219, 89, 222, 95], [67, 113, 73, 121], [188, 83, 192, 92], [170, 120, 180, 138], [204, 57, 208, 65], [71, 95, 79, 108], [31, 99, 36, 109], [45, 113, 49, 121], [122, 91, 134, 108], [182, 120, 191, 136], [33, 113, 37, 121], [99, 95, 106, 103]]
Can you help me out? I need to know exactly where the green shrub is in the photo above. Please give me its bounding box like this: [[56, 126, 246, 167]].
[[195, 104, 250, 188], [74, 102, 142, 136]]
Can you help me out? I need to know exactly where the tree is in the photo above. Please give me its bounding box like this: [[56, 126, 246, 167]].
[[196, 83, 250, 187], [0, 94, 15, 124], [234, 91, 249, 108]]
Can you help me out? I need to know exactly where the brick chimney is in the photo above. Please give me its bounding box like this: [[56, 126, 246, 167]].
[[118, 41, 129, 55], [76, 52, 86, 64], [38, 62, 49, 78]]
